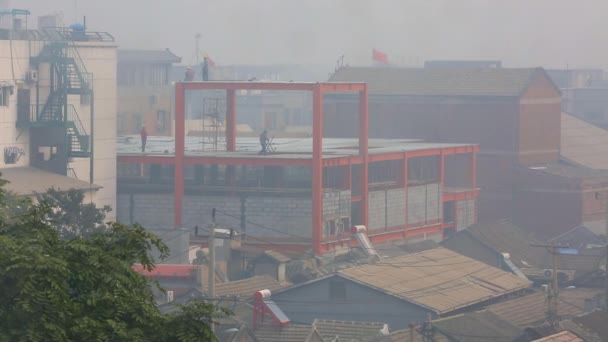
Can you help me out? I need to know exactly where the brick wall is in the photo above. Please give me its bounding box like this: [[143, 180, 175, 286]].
[[368, 188, 406, 229], [117, 190, 351, 239], [407, 183, 441, 226]]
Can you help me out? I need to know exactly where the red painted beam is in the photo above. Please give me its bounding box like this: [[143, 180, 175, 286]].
[[321, 83, 366, 93], [359, 86, 369, 228], [181, 81, 315, 92], [118, 155, 175, 165], [443, 189, 480, 202], [312, 84, 324, 255], [174, 83, 185, 228], [183, 156, 311, 167], [226, 89, 237, 152]]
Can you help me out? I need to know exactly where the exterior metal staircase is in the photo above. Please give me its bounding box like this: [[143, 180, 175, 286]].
[[18, 41, 92, 158]]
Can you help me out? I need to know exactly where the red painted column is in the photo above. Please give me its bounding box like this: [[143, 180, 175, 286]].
[[439, 150, 445, 236], [403, 155, 409, 234], [226, 89, 237, 152], [174, 83, 186, 227], [470, 150, 477, 189], [359, 85, 369, 228], [312, 84, 324, 255]]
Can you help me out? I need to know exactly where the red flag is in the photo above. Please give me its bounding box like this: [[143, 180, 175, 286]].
[[372, 49, 388, 64]]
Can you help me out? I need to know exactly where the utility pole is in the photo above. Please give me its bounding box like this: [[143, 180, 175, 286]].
[[605, 190, 608, 310], [532, 242, 560, 326], [208, 208, 216, 332]]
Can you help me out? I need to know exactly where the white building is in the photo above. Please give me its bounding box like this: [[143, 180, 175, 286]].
[[0, 13, 117, 218]]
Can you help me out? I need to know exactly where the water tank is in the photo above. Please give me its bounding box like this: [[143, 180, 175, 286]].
[[255, 289, 272, 300]]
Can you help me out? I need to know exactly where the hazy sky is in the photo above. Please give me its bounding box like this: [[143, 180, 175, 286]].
[[18, 0, 608, 71]]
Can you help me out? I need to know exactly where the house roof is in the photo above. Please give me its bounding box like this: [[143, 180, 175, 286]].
[[329, 67, 544, 97], [549, 226, 604, 250], [215, 275, 290, 298], [570, 310, 608, 341], [312, 319, 388, 342], [531, 331, 583, 342], [118, 48, 181, 64], [527, 162, 608, 180], [338, 248, 531, 314], [252, 324, 319, 342], [486, 288, 604, 328], [370, 328, 450, 342], [132, 264, 197, 279], [442, 220, 545, 269], [561, 112, 608, 170], [432, 311, 523, 342], [0, 167, 101, 196]]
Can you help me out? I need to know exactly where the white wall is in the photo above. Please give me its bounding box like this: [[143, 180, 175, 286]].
[[0, 38, 116, 219]]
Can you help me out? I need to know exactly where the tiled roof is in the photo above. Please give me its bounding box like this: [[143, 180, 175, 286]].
[[338, 248, 531, 314], [252, 324, 318, 342], [443, 220, 545, 269], [312, 319, 387, 342], [561, 112, 608, 170], [486, 288, 604, 328], [371, 328, 449, 342], [432, 311, 523, 342], [118, 49, 181, 64], [132, 264, 197, 278], [532, 331, 583, 342], [214, 275, 289, 298], [570, 310, 608, 342], [329, 67, 542, 97]]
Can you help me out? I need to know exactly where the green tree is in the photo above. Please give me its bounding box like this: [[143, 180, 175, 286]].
[[0, 178, 225, 341], [37, 188, 112, 239]]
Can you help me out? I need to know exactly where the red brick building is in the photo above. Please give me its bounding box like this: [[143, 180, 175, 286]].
[[326, 67, 562, 223]]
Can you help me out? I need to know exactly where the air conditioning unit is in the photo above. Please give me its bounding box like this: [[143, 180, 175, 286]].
[[543, 269, 574, 282], [26, 70, 38, 83]]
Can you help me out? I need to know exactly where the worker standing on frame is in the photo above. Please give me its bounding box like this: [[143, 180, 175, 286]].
[[259, 130, 269, 155], [202, 55, 209, 81]]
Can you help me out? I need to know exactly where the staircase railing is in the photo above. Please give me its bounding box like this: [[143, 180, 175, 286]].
[[67, 104, 88, 137]]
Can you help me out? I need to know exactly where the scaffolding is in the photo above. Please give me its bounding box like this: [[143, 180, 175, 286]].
[[201, 97, 226, 151]]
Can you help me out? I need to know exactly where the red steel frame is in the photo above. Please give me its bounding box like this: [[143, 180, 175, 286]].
[[117, 81, 480, 255], [176, 82, 367, 255]]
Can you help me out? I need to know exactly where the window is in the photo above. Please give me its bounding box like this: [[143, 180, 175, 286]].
[[329, 280, 346, 301], [132, 113, 142, 133], [324, 220, 336, 237], [156, 110, 167, 132], [0, 87, 10, 106]]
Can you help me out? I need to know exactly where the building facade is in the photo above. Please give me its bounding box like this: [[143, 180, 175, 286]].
[[326, 67, 562, 223], [0, 19, 117, 217], [117, 49, 181, 136], [116, 81, 479, 255]]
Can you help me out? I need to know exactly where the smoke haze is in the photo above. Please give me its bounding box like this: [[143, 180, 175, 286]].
[[19, 0, 608, 70]]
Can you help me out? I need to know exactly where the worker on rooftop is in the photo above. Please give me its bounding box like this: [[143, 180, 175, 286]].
[[140, 126, 148, 153], [184, 67, 195, 82], [202, 55, 209, 81], [259, 130, 269, 155]]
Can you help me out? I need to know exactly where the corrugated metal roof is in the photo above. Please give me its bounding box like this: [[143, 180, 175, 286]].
[[214, 275, 289, 298], [329, 67, 541, 97], [252, 324, 317, 342], [433, 311, 523, 342], [338, 248, 531, 314], [532, 331, 583, 342], [486, 288, 604, 328], [118, 49, 181, 64], [561, 112, 608, 170], [312, 319, 387, 342], [0, 167, 101, 196], [371, 328, 450, 342], [442, 220, 545, 269]]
